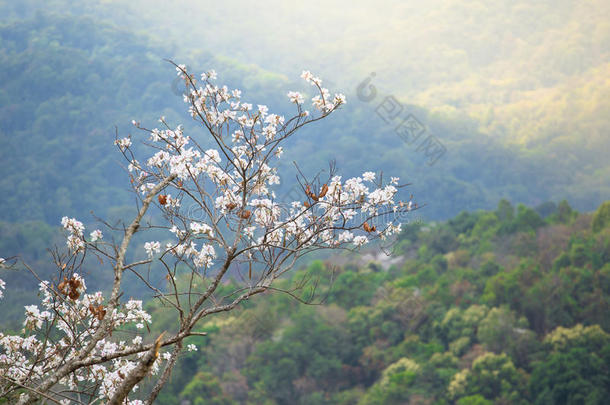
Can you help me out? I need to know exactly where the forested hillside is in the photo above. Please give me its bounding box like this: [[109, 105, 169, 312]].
[[1, 1, 609, 229], [127, 200, 610, 404], [0, 2, 609, 403]]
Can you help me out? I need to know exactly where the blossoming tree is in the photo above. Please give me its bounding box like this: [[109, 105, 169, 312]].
[[0, 63, 416, 404]]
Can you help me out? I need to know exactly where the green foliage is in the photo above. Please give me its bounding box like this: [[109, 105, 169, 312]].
[[449, 353, 526, 403], [127, 203, 610, 403], [327, 270, 383, 309], [529, 328, 610, 405], [359, 358, 419, 404], [592, 201, 610, 232], [179, 372, 235, 405], [456, 395, 492, 405]]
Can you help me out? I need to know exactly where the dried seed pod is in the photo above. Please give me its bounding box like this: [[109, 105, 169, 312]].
[[304, 201, 311, 208], [239, 210, 252, 219], [226, 202, 237, 211], [88, 304, 106, 321], [158, 195, 167, 205], [318, 184, 328, 198], [69, 277, 81, 291], [363, 222, 372, 233], [96, 306, 106, 321], [58, 277, 69, 295], [68, 289, 80, 300], [305, 185, 313, 198]]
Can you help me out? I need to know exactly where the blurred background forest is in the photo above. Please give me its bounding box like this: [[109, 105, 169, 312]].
[[0, 0, 609, 403]]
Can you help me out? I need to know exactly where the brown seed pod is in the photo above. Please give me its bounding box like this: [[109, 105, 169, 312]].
[[239, 210, 252, 219], [58, 276, 82, 300], [158, 195, 168, 206], [96, 306, 106, 321], [318, 184, 328, 198], [226, 202, 237, 211], [363, 222, 372, 233], [305, 184, 319, 201], [304, 201, 311, 208], [88, 304, 106, 321], [69, 277, 81, 290], [58, 277, 69, 295], [68, 289, 80, 300]]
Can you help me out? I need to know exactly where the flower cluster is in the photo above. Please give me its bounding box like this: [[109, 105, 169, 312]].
[[90, 229, 103, 242], [114, 137, 132, 150], [301, 70, 346, 113], [61, 216, 85, 252], [123, 66, 411, 278], [0, 276, 160, 403], [144, 241, 161, 258], [0, 64, 415, 404]]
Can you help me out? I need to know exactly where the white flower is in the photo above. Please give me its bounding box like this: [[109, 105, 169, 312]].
[[144, 241, 161, 258], [61, 216, 84, 236], [202, 69, 217, 80], [190, 222, 214, 237], [258, 105, 269, 117], [362, 171, 375, 182], [333, 93, 347, 105], [194, 244, 216, 268], [187, 344, 197, 352], [353, 236, 369, 247], [203, 149, 221, 164], [115, 137, 132, 150], [0, 278, 5, 299], [90, 230, 103, 242], [338, 231, 354, 243], [287, 91, 304, 104], [24, 305, 50, 329], [301, 70, 321, 86], [128, 160, 140, 172]]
